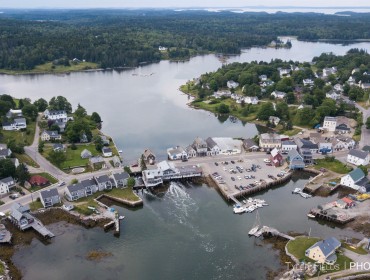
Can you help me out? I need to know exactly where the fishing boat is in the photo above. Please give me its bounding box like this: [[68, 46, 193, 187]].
[[118, 150, 123, 153], [248, 225, 259, 235], [307, 213, 316, 219], [233, 207, 246, 214], [119, 216, 125, 220], [292, 188, 301, 194]]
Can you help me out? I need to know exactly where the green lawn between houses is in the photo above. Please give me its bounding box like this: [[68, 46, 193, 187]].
[[314, 158, 353, 174], [0, 121, 36, 146]]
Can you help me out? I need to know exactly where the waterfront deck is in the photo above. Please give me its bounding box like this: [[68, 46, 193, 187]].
[[309, 208, 355, 224], [252, 225, 295, 240]]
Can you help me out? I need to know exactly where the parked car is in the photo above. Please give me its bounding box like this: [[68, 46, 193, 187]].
[[19, 191, 26, 195], [263, 159, 271, 163], [214, 162, 219, 166], [231, 160, 235, 164], [231, 177, 235, 181], [58, 181, 66, 187]]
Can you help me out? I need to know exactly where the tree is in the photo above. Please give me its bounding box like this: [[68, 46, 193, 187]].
[[257, 102, 275, 121], [15, 163, 30, 187], [49, 96, 72, 113], [0, 100, 12, 116], [38, 141, 45, 153], [22, 104, 38, 121], [50, 124, 61, 133], [91, 112, 102, 123], [0, 94, 15, 108], [127, 177, 135, 188], [48, 150, 67, 167], [93, 135, 104, 152], [217, 104, 230, 114], [65, 119, 92, 143], [276, 102, 289, 120], [0, 159, 16, 178], [366, 117, 370, 129], [74, 104, 87, 119], [285, 92, 295, 104], [34, 98, 48, 112]]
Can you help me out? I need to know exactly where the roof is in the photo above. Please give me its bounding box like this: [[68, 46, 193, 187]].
[[288, 149, 302, 160], [29, 175, 49, 185], [348, 149, 369, 160], [95, 175, 110, 183], [167, 146, 186, 155], [0, 149, 11, 157], [67, 183, 85, 193], [0, 143, 7, 150], [342, 197, 354, 204], [324, 116, 337, 122], [185, 145, 196, 153], [205, 137, 218, 149], [362, 146, 370, 152], [336, 123, 350, 131], [81, 149, 92, 156], [260, 133, 281, 141], [40, 188, 59, 200], [81, 178, 96, 188], [243, 138, 259, 148], [270, 148, 281, 158], [102, 147, 112, 153], [348, 168, 365, 182], [193, 137, 207, 146], [43, 130, 60, 137], [308, 237, 341, 258], [0, 176, 14, 184], [46, 110, 66, 115], [113, 172, 130, 181], [14, 118, 26, 124], [89, 156, 104, 164], [297, 138, 318, 149], [53, 143, 64, 149], [212, 138, 241, 151], [143, 149, 155, 158], [282, 140, 296, 146]]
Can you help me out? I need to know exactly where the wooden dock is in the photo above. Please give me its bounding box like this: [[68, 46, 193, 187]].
[[252, 225, 295, 240], [30, 218, 55, 238], [309, 208, 355, 224]]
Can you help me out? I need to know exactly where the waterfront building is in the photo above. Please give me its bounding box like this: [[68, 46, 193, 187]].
[[347, 149, 370, 166], [39, 188, 61, 208], [211, 137, 241, 155], [270, 148, 283, 167], [102, 147, 113, 157], [259, 133, 281, 151], [167, 146, 188, 160], [142, 149, 156, 165], [295, 138, 318, 154], [112, 172, 130, 187], [192, 137, 208, 157], [243, 138, 259, 152], [287, 149, 305, 170], [281, 140, 297, 153], [43, 109, 68, 122], [185, 145, 197, 158], [340, 168, 367, 190], [65, 178, 98, 201], [305, 237, 341, 264], [94, 175, 113, 191]]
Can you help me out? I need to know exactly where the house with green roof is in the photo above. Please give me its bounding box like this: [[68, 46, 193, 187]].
[[340, 168, 368, 190]]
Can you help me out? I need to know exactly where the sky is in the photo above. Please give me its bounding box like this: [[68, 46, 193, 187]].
[[1, 0, 370, 9]]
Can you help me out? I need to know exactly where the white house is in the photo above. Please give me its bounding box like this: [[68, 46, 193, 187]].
[[167, 146, 188, 160], [0, 176, 16, 195], [347, 76, 356, 86], [112, 172, 130, 188], [271, 91, 286, 99], [334, 84, 344, 92], [278, 68, 291, 77], [185, 145, 196, 158], [323, 116, 337, 132], [244, 96, 259, 105], [281, 140, 297, 153], [268, 116, 280, 126], [259, 75, 267, 81], [347, 149, 370, 166], [326, 90, 341, 100], [39, 188, 61, 208], [65, 178, 98, 201], [340, 168, 366, 190], [213, 90, 231, 99], [94, 175, 113, 191], [303, 79, 314, 86], [322, 67, 338, 77], [2, 118, 27, 131], [102, 147, 113, 157], [44, 109, 68, 122], [227, 80, 239, 89], [41, 130, 62, 141], [259, 133, 282, 151], [211, 137, 241, 155], [6, 109, 23, 118]]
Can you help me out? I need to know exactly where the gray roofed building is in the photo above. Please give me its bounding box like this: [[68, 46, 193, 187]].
[[348, 149, 369, 160], [94, 175, 112, 190], [347, 149, 370, 166], [348, 168, 365, 182], [40, 188, 61, 208], [81, 149, 93, 159], [243, 138, 259, 151], [113, 172, 130, 187], [0, 148, 11, 159], [205, 137, 218, 149], [53, 143, 65, 152], [305, 237, 341, 264], [112, 155, 121, 167], [95, 175, 110, 184], [0, 143, 7, 150]]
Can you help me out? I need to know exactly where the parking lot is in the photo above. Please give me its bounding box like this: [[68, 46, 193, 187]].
[[204, 156, 288, 197]]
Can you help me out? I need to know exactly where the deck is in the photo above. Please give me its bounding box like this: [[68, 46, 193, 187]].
[[252, 225, 295, 240]]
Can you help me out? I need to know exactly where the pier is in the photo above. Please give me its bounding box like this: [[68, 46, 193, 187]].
[[309, 208, 355, 224], [251, 225, 295, 240]]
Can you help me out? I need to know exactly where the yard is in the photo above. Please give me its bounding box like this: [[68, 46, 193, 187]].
[[43, 144, 100, 169], [314, 158, 353, 174], [286, 236, 353, 276], [0, 121, 36, 146], [14, 153, 40, 168], [342, 243, 368, 255], [29, 200, 44, 211]]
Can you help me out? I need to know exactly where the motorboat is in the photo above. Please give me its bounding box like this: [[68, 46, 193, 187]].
[[248, 225, 259, 235], [292, 188, 301, 194], [233, 207, 246, 214], [307, 213, 316, 219]]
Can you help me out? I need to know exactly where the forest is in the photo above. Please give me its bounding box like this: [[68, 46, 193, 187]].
[[0, 9, 370, 70]]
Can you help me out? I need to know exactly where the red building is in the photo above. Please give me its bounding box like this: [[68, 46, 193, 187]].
[[29, 175, 49, 186], [270, 148, 284, 167]]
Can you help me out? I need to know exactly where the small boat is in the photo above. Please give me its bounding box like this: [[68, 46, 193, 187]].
[[248, 225, 259, 235], [292, 188, 301, 194], [119, 216, 125, 220], [233, 207, 246, 214], [118, 150, 123, 153], [307, 213, 316, 219]]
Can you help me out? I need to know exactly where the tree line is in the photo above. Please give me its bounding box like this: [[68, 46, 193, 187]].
[[1, 10, 370, 70]]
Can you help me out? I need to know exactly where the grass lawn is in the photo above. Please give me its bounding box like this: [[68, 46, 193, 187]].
[[0, 61, 98, 75], [29, 200, 44, 211], [286, 236, 320, 261], [43, 144, 99, 169], [0, 261, 4, 275], [314, 158, 353, 174], [280, 128, 302, 136], [72, 187, 140, 216], [14, 153, 40, 168], [0, 121, 36, 146], [342, 243, 368, 255]]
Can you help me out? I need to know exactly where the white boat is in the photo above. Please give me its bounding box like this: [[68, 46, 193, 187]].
[[118, 150, 123, 153], [307, 213, 316, 219], [292, 188, 301, 194], [248, 225, 260, 235], [300, 192, 312, 199], [233, 207, 246, 214], [119, 215, 125, 220]]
